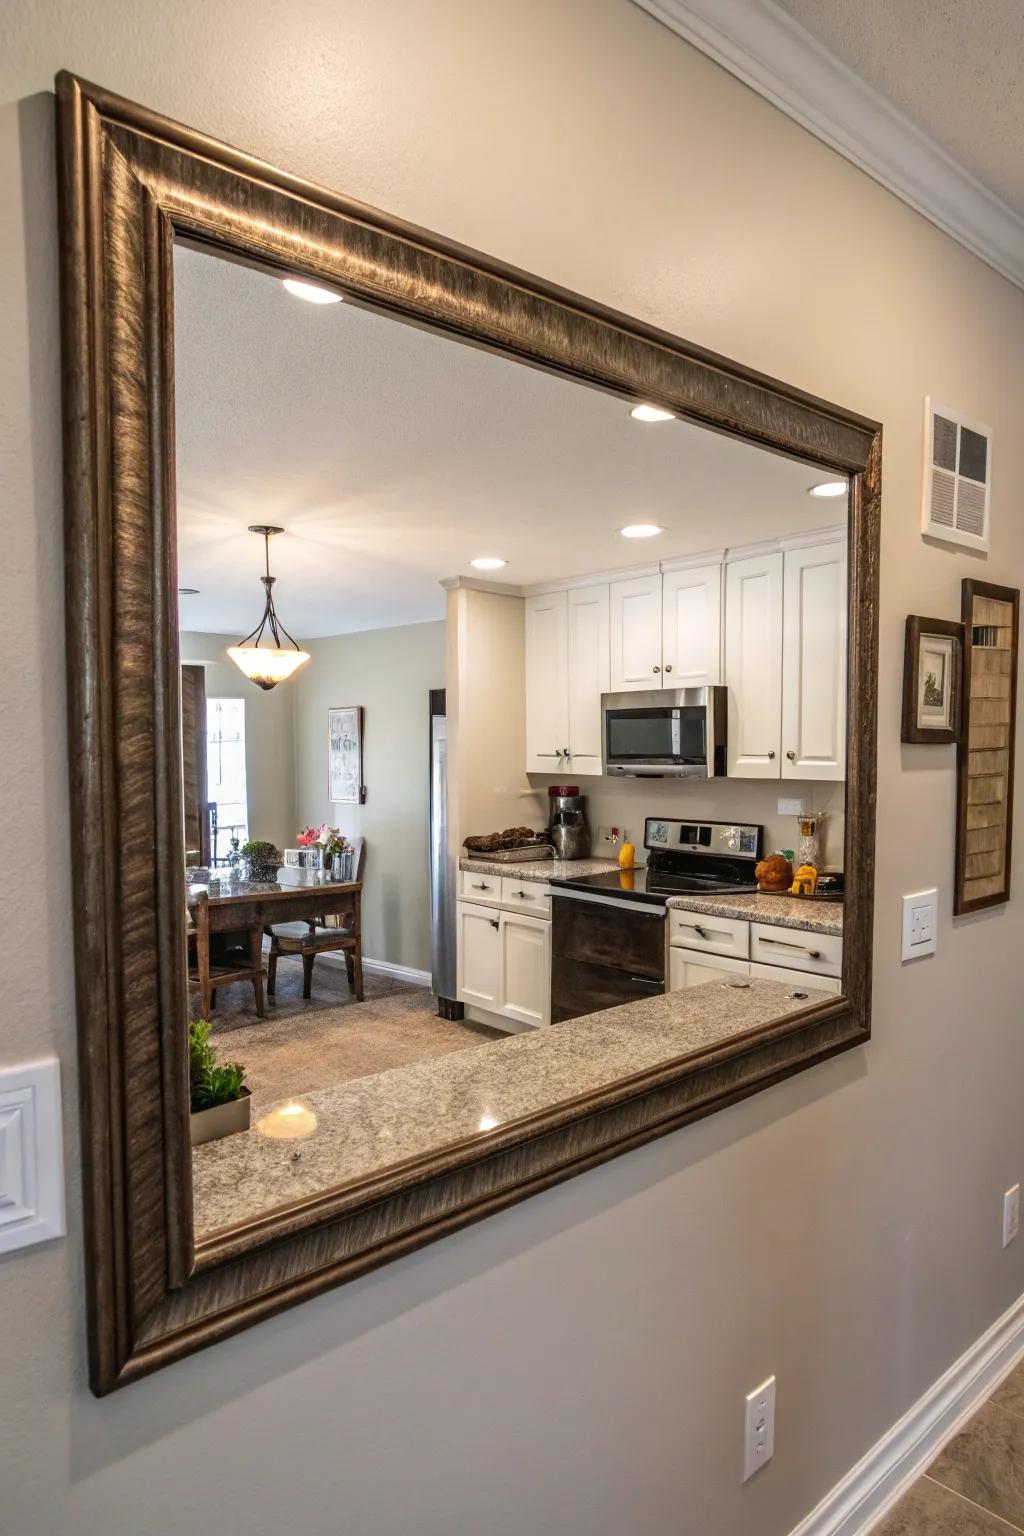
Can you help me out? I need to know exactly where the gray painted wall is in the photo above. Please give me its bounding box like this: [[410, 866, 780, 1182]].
[[291, 621, 445, 973], [4, 2, 1024, 1533]]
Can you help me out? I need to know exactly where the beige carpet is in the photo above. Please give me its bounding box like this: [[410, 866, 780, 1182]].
[[200, 959, 502, 1111]]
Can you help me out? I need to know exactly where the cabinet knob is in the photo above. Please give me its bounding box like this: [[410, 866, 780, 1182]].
[[489, 918, 499, 929], [786, 750, 796, 761], [653, 665, 661, 674], [563, 746, 570, 757], [768, 750, 776, 760], [664, 664, 672, 673]]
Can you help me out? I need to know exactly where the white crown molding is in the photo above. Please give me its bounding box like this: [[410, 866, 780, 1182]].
[[632, 0, 1024, 291]]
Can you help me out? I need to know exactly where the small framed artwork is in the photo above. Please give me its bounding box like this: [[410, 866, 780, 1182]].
[[901, 616, 963, 745], [328, 706, 366, 804]]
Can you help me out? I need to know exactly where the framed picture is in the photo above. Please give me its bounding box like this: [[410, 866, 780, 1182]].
[[955, 580, 1020, 914], [328, 706, 365, 803], [901, 616, 963, 745]]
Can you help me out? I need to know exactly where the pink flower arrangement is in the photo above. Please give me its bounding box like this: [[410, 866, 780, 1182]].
[[296, 823, 349, 857]]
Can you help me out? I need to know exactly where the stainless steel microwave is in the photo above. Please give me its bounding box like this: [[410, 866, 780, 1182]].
[[601, 686, 727, 778]]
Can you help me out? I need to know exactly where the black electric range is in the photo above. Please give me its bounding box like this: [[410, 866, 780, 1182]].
[[548, 818, 763, 1022]]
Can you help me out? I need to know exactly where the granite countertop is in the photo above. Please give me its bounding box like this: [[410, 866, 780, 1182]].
[[666, 891, 844, 936], [459, 854, 620, 882], [192, 978, 830, 1238]]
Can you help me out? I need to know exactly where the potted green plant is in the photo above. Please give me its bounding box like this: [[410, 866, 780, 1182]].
[[189, 1018, 251, 1145], [239, 838, 281, 881]]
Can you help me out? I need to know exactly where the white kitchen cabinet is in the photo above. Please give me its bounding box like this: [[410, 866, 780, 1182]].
[[725, 551, 784, 777], [499, 910, 551, 1027], [661, 563, 722, 686], [456, 901, 501, 1009], [457, 892, 552, 1029], [749, 920, 842, 979], [525, 591, 569, 772], [566, 583, 610, 771], [669, 948, 750, 990], [609, 573, 663, 691], [781, 540, 847, 781], [748, 962, 841, 995]]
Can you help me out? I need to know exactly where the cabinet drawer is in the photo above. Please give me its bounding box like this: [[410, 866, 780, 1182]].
[[749, 922, 842, 979], [669, 948, 750, 991], [500, 876, 552, 917], [749, 961, 841, 995], [460, 869, 502, 906], [668, 909, 750, 959]]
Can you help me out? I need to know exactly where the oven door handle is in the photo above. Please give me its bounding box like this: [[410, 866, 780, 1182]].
[[628, 976, 663, 987], [551, 890, 667, 916]]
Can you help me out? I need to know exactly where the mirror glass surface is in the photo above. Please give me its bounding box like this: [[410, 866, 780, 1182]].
[[175, 243, 848, 1239]]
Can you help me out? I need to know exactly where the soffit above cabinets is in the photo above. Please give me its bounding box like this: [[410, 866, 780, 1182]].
[[632, 0, 1024, 290]]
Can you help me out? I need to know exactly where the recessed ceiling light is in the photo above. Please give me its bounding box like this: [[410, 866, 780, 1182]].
[[470, 556, 508, 570], [808, 480, 848, 498], [630, 404, 675, 422], [282, 277, 343, 305], [178, 587, 199, 595], [619, 523, 665, 539]]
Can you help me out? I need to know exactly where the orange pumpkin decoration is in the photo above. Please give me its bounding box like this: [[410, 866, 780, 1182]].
[[755, 853, 793, 892]]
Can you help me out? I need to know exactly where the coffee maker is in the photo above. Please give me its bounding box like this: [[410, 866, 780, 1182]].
[[548, 785, 591, 860]]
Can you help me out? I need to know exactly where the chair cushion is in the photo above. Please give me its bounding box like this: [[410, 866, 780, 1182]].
[[267, 921, 352, 946]]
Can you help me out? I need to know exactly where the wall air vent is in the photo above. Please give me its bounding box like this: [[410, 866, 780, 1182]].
[[922, 398, 991, 552]]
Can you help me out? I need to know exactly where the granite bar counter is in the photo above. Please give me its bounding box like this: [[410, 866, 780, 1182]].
[[192, 977, 831, 1239]]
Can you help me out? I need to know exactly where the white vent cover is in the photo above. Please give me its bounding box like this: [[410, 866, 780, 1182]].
[[922, 398, 992, 551]]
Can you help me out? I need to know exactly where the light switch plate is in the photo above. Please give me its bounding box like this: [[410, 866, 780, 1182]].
[[901, 889, 938, 961], [0, 1057, 65, 1254]]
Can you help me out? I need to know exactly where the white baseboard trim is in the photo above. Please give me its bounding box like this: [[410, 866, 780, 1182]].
[[790, 1289, 1024, 1536], [317, 952, 432, 988]]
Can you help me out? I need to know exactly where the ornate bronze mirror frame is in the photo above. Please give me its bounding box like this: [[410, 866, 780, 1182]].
[[56, 72, 880, 1394]]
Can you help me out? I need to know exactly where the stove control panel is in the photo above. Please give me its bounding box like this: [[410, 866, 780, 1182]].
[[643, 818, 762, 860]]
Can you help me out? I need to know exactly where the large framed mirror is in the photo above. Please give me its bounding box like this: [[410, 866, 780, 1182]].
[[57, 72, 879, 1394]]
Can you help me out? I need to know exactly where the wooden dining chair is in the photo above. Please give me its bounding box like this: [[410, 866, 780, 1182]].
[[265, 838, 365, 1002], [187, 891, 266, 1019]]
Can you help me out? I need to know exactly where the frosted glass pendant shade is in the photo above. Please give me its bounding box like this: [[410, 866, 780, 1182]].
[[227, 524, 309, 690], [227, 644, 309, 690]]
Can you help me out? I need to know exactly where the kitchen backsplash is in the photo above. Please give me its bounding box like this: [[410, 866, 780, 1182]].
[[525, 774, 846, 869]]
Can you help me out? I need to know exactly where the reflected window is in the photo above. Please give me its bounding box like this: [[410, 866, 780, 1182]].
[[207, 697, 248, 864]]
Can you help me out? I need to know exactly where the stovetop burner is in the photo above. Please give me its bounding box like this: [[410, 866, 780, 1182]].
[[549, 817, 764, 907]]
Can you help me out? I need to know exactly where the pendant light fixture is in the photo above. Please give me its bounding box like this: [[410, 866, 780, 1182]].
[[227, 525, 310, 690]]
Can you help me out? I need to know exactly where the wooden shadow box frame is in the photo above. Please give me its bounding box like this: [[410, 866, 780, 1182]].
[[56, 72, 881, 1394], [955, 580, 1020, 914]]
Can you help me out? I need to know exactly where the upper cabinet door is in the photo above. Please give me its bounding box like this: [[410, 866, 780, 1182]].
[[725, 552, 784, 777], [524, 591, 569, 772], [566, 583, 610, 771], [609, 573, 663, 691], [781, 541, 847, 781], [661, 564, 722, 687]]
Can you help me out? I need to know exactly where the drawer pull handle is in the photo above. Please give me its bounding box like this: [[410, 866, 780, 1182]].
[[489, 919, 499, 929], [472, 882, 490, 890], [760, 936, 821, 960], [514, 889, 531, 898], [678, 922, 709, 939]]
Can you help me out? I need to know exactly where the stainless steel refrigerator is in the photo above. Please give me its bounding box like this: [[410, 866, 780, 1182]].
[[429, 689, 461, 1018]]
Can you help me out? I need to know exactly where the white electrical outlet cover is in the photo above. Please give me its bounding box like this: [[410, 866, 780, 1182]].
[[0, 1056, 65, 1254], [1004, 1185, 1020, 1248], [743, 1376, 776, 1481], [901, 889, 938, 961]]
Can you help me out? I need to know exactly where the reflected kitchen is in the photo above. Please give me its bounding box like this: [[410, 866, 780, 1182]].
[[176, 242, 847, 1236]]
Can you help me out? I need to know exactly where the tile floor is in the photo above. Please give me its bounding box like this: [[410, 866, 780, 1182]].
[[873, 1359, 1024, 1532]]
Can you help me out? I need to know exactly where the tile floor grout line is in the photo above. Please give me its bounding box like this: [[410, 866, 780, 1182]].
[[921, 1472, 1024, 1533]]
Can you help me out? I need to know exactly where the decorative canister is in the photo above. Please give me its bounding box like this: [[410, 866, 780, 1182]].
[[795, 813, 825, 869]]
